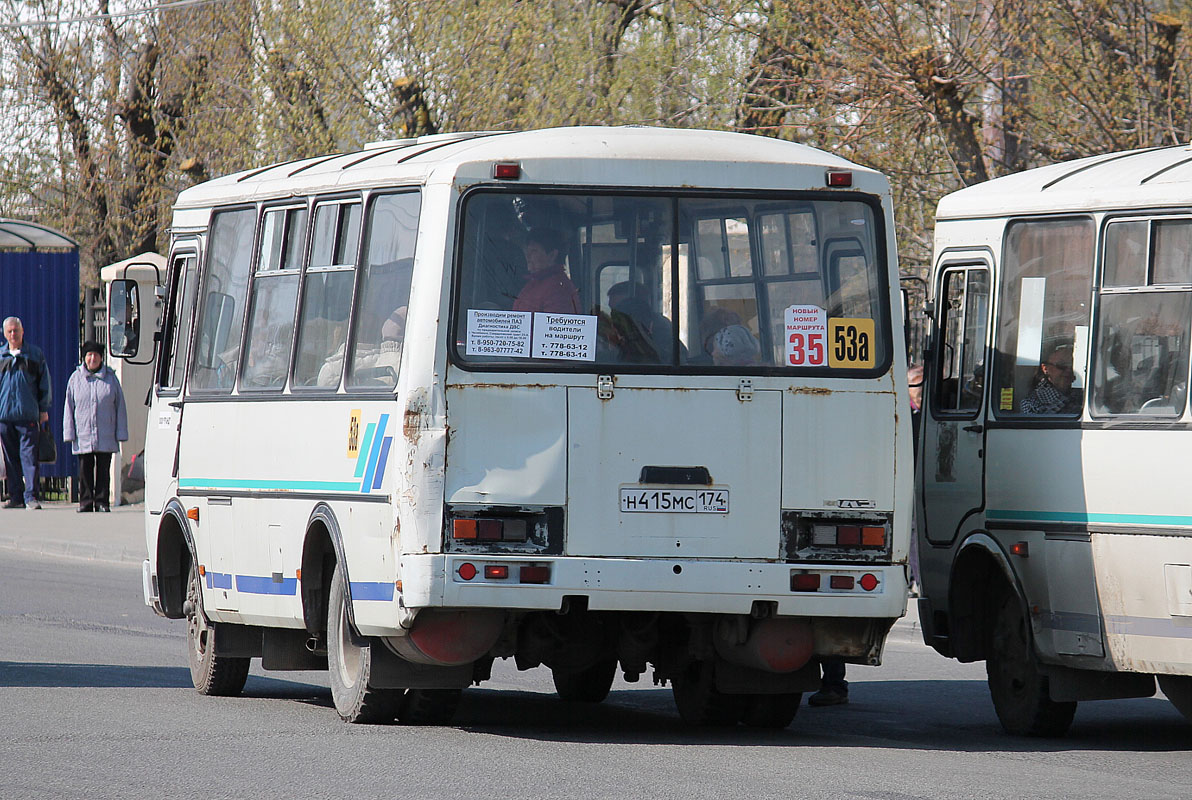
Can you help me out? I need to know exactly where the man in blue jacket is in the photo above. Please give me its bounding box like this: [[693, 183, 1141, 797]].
[[1, 316, 52, 509]]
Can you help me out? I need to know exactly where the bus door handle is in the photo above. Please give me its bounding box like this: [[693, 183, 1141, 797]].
[[963, 424, 983, 433]]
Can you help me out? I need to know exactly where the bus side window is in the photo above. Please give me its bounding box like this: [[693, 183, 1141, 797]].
[[241, 206, 304, 391], [347, 192, 421, 391], [190, 208, 255, 393], [992, 218, 1093, 417], [933, 268, 988, 415], [292, 200, 361, 390], [158, 253, 199, 392], [1091, 219, 1192, 418]]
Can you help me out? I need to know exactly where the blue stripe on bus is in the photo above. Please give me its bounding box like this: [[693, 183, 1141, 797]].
[[355, 422, 377, 479], [179, 478, 361, 492], [350, 581, 396, 601], [371, 436, 393, 490], [205, 571, 233, 590], [987, 509, 1192, 527], [361, 414, 389, 494], [236, 575, 299, 596]]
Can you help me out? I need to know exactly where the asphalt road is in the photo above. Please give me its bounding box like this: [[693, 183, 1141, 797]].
[[2, 517, 1191, 799]]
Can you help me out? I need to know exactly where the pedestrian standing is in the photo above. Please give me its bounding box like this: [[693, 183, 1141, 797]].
[[0, 316, 52, 509], [63, 341, 128, 512]]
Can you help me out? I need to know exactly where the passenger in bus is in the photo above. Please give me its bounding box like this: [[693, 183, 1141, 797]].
[[512, 227, 581, 314], [693, 306, 760, 366], [606, 281, 679, 363], [1021, 342, 1082, 414]]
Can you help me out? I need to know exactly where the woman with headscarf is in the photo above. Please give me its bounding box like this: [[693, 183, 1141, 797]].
[[63, 341, 128, 512]]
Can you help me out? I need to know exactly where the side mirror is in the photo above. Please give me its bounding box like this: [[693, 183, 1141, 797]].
[[108, 279, 141, 359]]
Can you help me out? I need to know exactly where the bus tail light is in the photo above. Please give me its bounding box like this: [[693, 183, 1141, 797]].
[[791, 572, 820, 592], [519, 565, 550, 584], [452, 517, 529, 542], [810, 522, 886, 549], [484, 565, 509, 580]]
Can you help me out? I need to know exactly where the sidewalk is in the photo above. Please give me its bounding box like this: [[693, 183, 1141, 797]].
[[0, 500, 922, 638], [0, 500, 146, 565]]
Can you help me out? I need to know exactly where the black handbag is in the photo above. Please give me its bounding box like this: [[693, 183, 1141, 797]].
[[37, 423, 56, 463]]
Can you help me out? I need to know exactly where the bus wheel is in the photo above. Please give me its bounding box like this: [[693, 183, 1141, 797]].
[[1157, 675, 1192, 723], [741, 693, 801, 729], [185, 562, 249, 696], [552, 659, 617, 703], [986, 592, 1076, 737], [327, 564, 399, 723], [671, 660, 743, 726], [397, 688, 463, 725]]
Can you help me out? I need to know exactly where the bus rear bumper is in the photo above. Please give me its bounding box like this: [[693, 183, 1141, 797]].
[[395, 554, 908, 620]]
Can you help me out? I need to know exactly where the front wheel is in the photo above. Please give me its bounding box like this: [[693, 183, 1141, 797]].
[[186, 561, 249, 696], [327, 563, 399, 723], [986, 592, 1076, 737], [1157, 675, 1192, 723], [552, 659, 617, 703]]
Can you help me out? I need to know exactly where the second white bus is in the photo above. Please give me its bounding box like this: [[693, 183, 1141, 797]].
[[918, 144, 1192, 735]]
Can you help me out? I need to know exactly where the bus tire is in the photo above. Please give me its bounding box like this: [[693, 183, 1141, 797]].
[[186, 562, 249, 697], [671, 660, 743, 726], [327, 564, 399, 724], [1157, 675, 1192, 724], [397, 688, 463, 725], [551, 659, 617, 703], [986, 592, 1076, 737], [741, 692, 801, 729]]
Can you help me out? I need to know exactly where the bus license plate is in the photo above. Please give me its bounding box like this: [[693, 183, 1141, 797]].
[[619, 488, 729, 514]]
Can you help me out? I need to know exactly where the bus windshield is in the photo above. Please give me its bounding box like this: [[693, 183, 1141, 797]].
[[453, 189, 888, 373]]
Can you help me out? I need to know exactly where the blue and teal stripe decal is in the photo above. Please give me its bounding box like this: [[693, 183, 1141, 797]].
[[988, 509, 1192, 527], [180, 477, 360, 492], [204, 572, 393, 601], [355, 414, 393, 494]]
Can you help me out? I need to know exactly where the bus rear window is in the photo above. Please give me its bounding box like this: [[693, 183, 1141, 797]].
[[453, 190, 887, 373]]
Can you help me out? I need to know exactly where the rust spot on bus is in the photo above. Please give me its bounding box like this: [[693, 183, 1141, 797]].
[[788, 386, 833, 395]]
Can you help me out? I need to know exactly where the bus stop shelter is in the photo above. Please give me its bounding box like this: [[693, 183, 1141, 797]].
[[0, 219, 81, 495]]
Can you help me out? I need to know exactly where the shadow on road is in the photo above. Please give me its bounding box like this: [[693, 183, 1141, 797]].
[[0, 660, 327, 697]]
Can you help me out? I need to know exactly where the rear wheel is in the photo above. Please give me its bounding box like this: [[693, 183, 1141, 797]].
[[986, 592, 1076, 737], [327, 563, 399, 723], [552, 659, 617, 703], [1157, 675, 1192, 723], [671, 660, 744, 726], [186, 561, 249, 696], [397, 688, 463, 725], [741, 692, 802, 729]]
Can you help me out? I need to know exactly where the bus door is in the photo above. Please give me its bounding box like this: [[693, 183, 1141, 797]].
[[148, 244, 201, 510], [922, 262, 990, 544]]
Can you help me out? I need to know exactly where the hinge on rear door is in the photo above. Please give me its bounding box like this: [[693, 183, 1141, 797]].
[[597, 374, 615, 400], [737, 378, 753, 402]]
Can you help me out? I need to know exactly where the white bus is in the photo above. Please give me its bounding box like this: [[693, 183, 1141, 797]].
[[111, 126, 912, 727], [917, 145, 1192, 736]]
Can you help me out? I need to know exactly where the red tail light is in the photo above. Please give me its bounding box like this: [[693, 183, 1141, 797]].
[[791, 572, 821, 592], [519, 566, 550, 584]]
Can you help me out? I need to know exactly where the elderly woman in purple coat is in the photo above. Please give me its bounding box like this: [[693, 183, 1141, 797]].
[[63, 341, 128, 512]]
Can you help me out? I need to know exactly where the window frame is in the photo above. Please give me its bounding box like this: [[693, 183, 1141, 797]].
[[929, 263, 990, 421]]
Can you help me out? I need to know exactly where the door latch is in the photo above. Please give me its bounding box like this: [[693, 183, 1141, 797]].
[[737, 378, 754, 402], [597, 374, 614, 400]]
